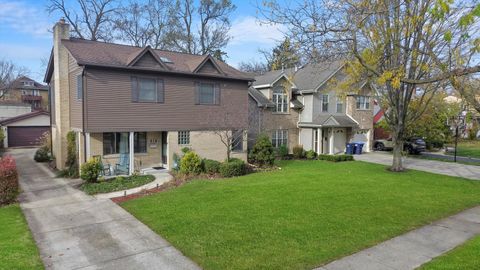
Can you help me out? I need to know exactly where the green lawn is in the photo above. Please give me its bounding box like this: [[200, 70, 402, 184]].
[[419, 235, 480, 270], [0, 204, 43, 270], [121, 160, 480, 270], [446, 140, 480, 159], [81, 174, 155, 195]]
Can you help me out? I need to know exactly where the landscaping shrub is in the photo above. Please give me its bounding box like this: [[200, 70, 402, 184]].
[[64, 131, 79, 178], [203, 159, 221, 174], [318, 154, 354, 162], [0, 156, 18, 205], [34, 147, 50, 162], [219, 159, 246, 177], [305, 150, 317, 160], [180, 151, 203, 175], [276, 145, 289, 159], [80, 158, 102, 183], [292, 145, 305, 159], [249, 134, 275, 166]]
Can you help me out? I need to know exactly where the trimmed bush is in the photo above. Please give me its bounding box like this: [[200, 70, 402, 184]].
[[0, 156, 18, 205], [219, 159, 246, 177], [203, 159, 221, 174], [277, 145, 289, 159], [180, 151, 203, 175], [64, 131, 79, 178], [305, 150, 317, 160], [80, 158, 102, 183], [318, 154, 354, 162], [249, 134, 275, 166], [292, 145, 305, 159], [34, 147, 50, 162]]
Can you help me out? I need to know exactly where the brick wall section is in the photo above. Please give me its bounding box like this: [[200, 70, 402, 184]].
[[69, 55, 83, 130], [346, 94, 374, 150]]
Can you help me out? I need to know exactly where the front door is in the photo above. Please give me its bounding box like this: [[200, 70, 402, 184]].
[[323, 128, 330, 154], [161, 131, 168, 165]]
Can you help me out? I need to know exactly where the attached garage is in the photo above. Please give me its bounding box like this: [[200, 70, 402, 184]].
[[1, 111, 50, 148]]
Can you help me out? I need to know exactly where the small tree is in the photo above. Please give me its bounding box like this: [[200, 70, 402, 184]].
[[213, 129, 245, 162], [249, 134, 275, 167], [65, 131, 79, 177]]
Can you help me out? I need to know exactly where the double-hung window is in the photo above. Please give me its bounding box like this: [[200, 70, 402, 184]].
[[231, 130, 243, 151], [178, 131, 190, 145], [195, 82, 220, 105], [356, 96, 370, 110], [273, 86, 288, 113], [131, 77, 164, 103], [321, 94, 329, 112], [272, 130, 288, 148], [336, 97, 344, 113], [103, 132, 147, 155]]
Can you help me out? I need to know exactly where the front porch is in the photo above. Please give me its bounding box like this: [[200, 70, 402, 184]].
[[80, 131, 169, 176]]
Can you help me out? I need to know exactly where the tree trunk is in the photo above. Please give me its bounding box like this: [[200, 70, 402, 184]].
[[391, 129, 405, 171]]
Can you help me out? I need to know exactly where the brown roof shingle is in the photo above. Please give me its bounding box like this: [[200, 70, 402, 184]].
[[60, 38, 252, 81]]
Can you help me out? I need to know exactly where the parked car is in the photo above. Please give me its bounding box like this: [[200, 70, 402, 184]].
[[374, 137, 426, 154]]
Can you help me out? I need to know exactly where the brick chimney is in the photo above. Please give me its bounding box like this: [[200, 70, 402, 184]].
[[51, 18, 71, 170]]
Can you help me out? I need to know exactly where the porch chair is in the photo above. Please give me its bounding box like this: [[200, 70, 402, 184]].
[[115, 153, 130, 175], [92, 155, 112, 176]]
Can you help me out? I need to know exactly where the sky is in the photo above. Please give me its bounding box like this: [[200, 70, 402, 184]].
[[0, 0, 285, 82]]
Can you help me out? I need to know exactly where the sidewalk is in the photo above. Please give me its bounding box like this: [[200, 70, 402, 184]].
[[355, 152, 480, 180], [13, 148, 200, 270], [315, 206, 480, 270]]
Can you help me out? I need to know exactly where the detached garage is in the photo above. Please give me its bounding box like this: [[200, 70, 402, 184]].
[[1, 111, 50, 148]]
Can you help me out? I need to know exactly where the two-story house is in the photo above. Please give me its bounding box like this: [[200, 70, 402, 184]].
[[1, 76, 49, 110], [249, 61, 374, 154], [45, 19, 252, 174]]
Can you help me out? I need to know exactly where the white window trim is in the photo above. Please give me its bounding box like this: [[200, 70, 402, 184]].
[[272, 129, 288, 148], [322, 94, 329, 112], [272, 87, 288, 113], [356, 96, 371, 110], [336, 97, 344, 113]]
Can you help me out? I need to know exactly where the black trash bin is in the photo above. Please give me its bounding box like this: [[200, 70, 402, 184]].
[[345, 143, 355, 154], [354, 142, 365, 154]]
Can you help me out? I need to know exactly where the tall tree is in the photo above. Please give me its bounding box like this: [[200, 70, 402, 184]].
[[259, 0, 480, 171], [238, 60, 269, 74], [146, 0, 175, 49], [270, 38, 301, 70], [47, 0, 118, 41], [0, 60, 29, 99], [169, 0, 236, 55], [113, 1, 151, 47]]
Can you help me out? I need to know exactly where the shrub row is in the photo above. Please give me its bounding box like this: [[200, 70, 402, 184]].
[[317, 154, 354, 162], [179, 150, 247, 178], [0, 156, 18, 205]]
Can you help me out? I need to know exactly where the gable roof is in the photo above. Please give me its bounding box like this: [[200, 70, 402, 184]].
[[127, 46, 170, 70], [0, 110, 49, 125], [11, 76, 49, 91], [193, 55, 225, 75], [248, 87, 274, 107], [298, 114, 358, 128], [45, 38, 252, 82], [252, 60, 345, 91]]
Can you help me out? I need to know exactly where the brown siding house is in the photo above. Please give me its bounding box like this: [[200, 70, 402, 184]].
[[45, 19, 252, 173]]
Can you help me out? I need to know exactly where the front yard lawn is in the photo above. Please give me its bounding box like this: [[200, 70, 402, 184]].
[[446, 140, 480, 159], [81, 174, 155, 195], [0, 204, 43, 270], [419, 235, 480, 270], [121, 160, 480, 270]]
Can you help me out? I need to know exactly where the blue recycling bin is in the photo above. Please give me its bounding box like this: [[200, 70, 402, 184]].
[[345, 143, 355, 154], [354, 142, 365, 154]]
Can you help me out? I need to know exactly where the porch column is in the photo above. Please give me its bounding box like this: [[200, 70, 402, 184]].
[[329, 128, 334, 155], [85, 132, 91, 160], [129, 131, 134, 175], [316, 128, 322, 154]]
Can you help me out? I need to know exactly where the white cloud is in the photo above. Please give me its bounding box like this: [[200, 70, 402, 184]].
[[228, 16, 285, 46], [0, 1, 51, 38]]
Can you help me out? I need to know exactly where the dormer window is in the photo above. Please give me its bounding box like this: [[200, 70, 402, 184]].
[[272, 86, 288, 113]]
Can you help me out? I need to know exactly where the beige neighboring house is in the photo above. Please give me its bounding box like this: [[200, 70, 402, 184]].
[[44, 19, 252, 174], [1, 76, 49, 111], [248, 61, 374, 154]]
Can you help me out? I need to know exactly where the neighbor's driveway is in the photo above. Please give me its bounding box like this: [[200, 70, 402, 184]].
[[12, 148, 200, 270], [356, 152, 480, 180]]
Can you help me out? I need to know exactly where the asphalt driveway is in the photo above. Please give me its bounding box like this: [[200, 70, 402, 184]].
[[12, 148, 200, 270], [356, 152, 480, 180]]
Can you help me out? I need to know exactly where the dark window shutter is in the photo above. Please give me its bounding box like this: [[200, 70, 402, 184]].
[[157, 79, 164, 103], [77, 75, 83, 100], [194, 82, 200, 104], [214, 83, 221, 105], [131, 77, 138, 102]]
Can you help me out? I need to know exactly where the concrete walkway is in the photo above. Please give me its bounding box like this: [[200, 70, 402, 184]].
[[12, 148, 200, 270], [355, 152, 480, 180], [315, 206, 480, 270]]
